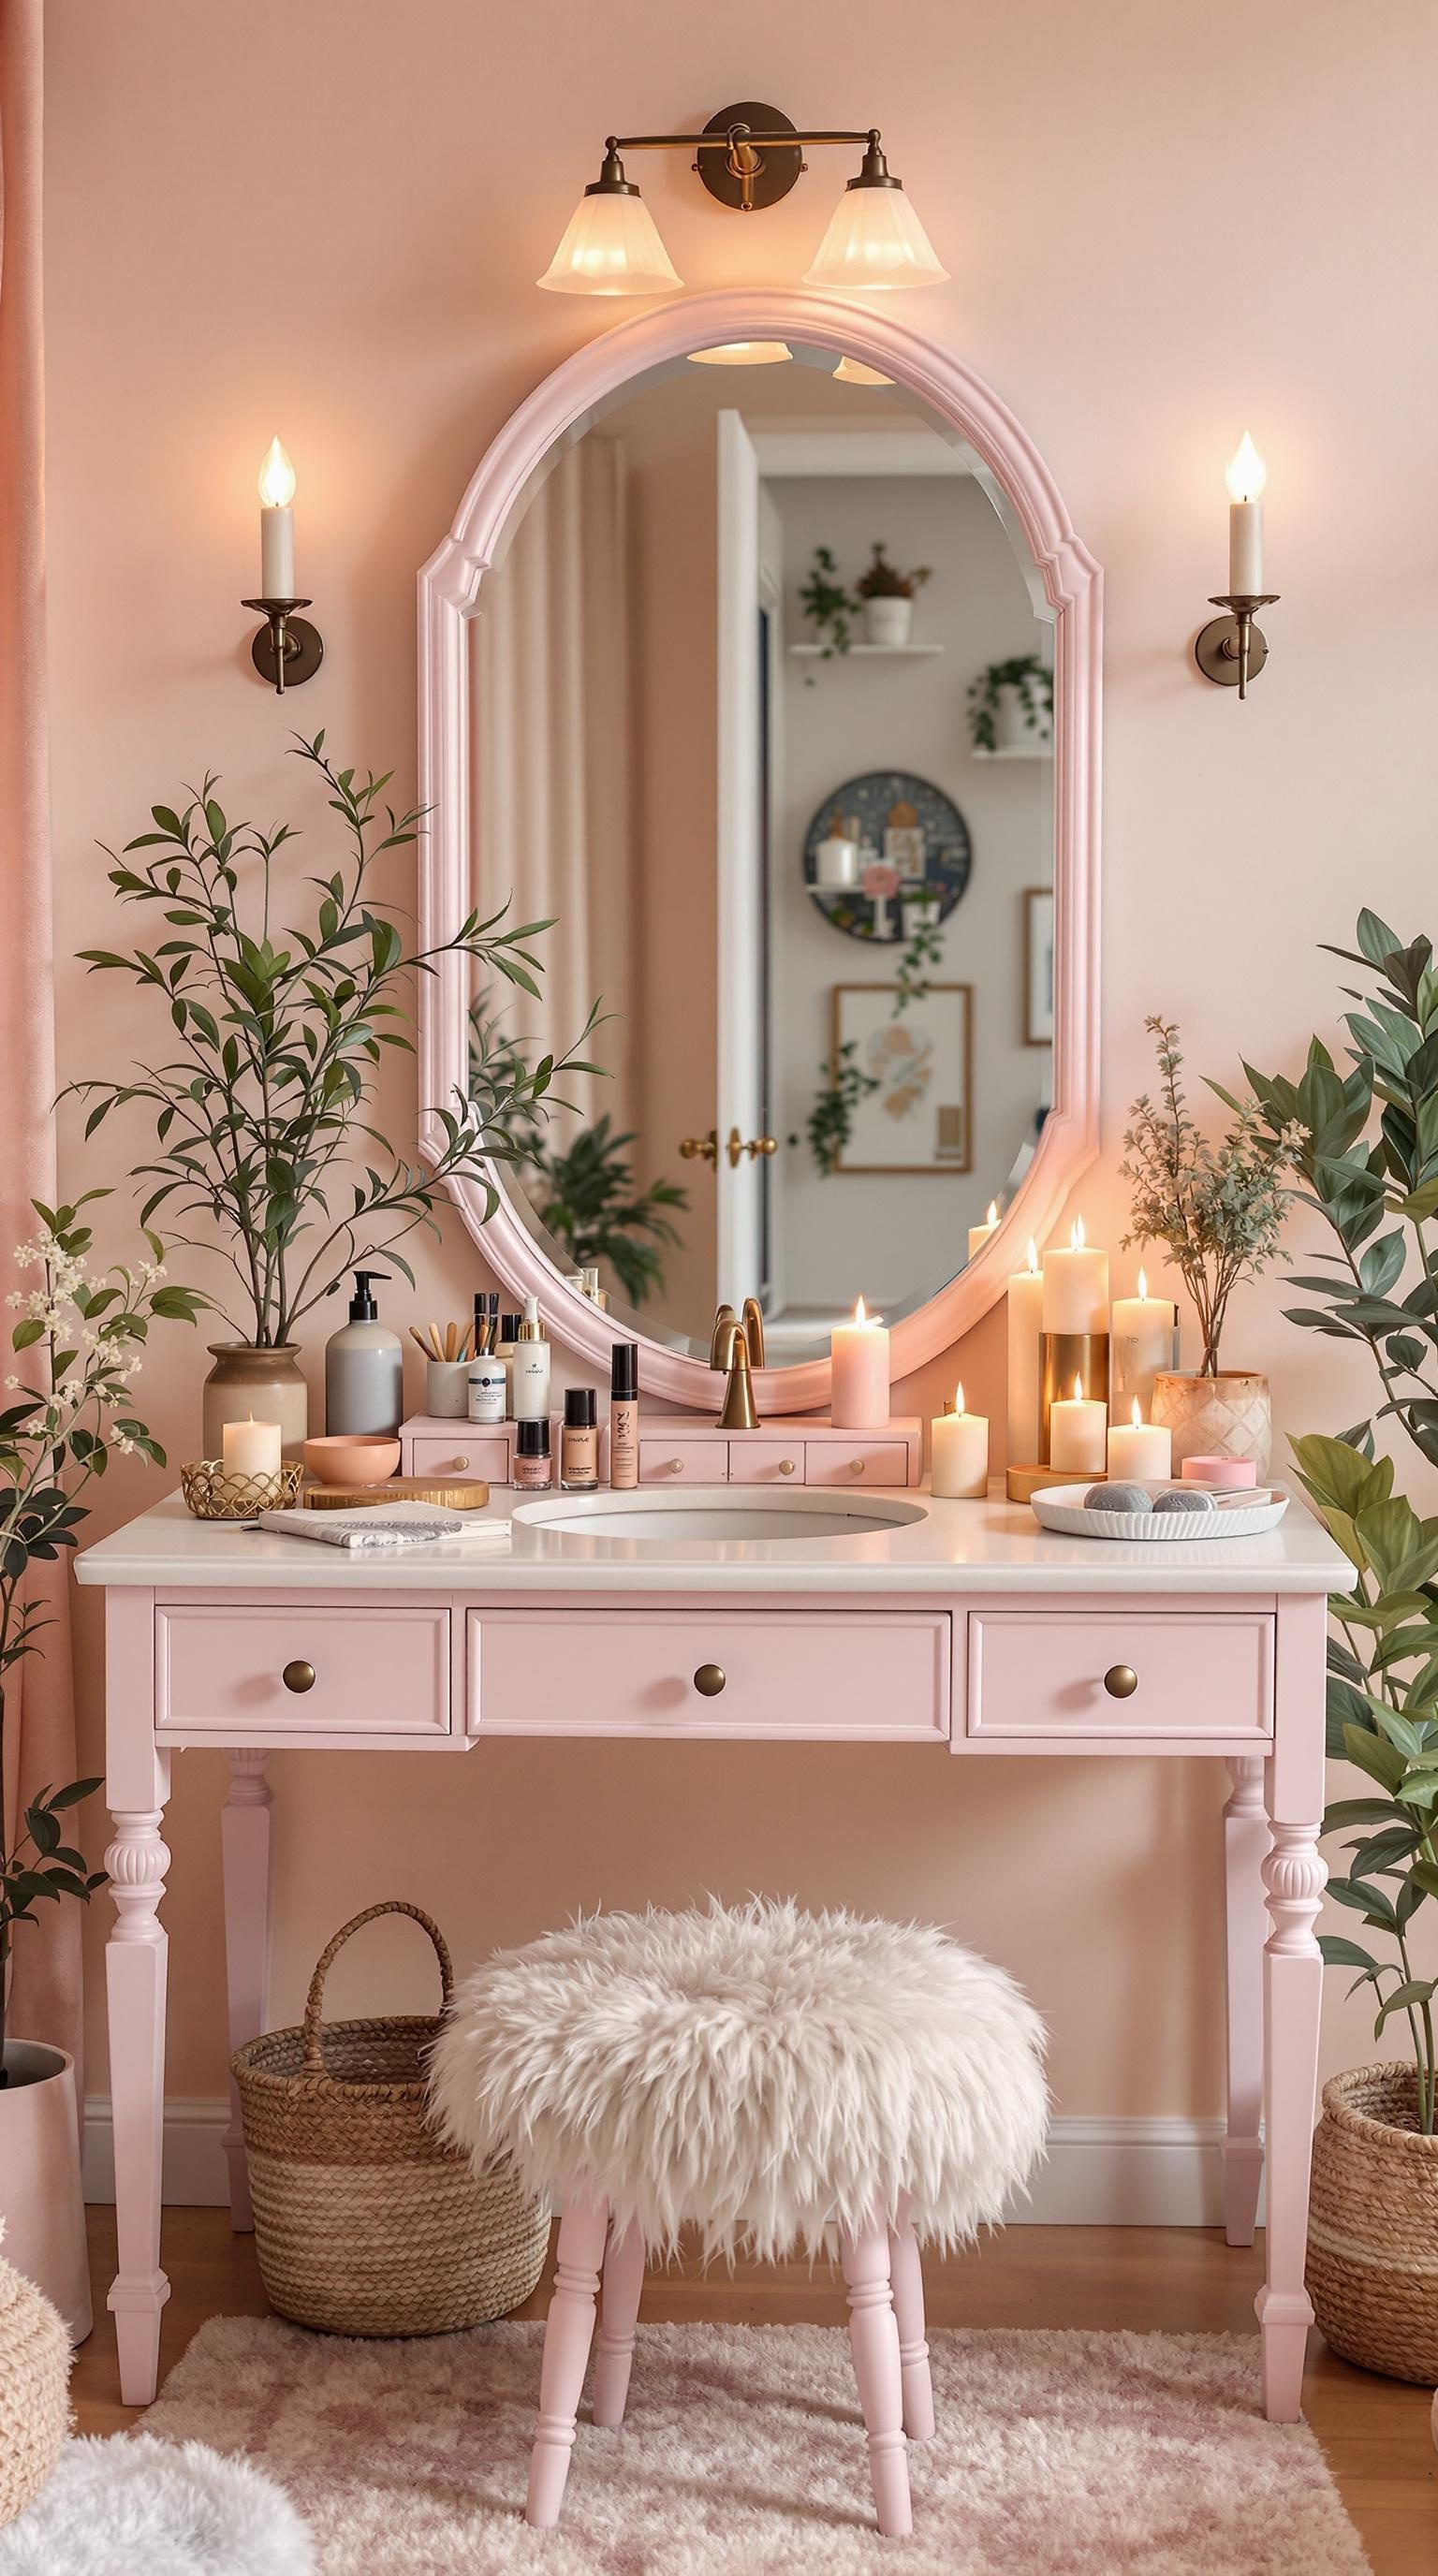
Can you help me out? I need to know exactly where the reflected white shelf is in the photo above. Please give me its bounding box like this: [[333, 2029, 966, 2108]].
[[971, 742, 1053, 760], [788, 643, 946, 659]]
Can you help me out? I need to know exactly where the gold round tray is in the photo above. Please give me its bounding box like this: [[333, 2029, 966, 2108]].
[[181, 1459, 305, 1520]]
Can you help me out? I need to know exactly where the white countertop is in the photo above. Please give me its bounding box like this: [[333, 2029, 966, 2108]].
[[75, 1484, 1352, 1598]]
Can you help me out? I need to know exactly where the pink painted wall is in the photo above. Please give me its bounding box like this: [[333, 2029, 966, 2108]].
[[43, 0, 1437, 2113]]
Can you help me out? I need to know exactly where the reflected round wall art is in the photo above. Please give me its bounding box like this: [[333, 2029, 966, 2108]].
[[803, 770, 973, 944]]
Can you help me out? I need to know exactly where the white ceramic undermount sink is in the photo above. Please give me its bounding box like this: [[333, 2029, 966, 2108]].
[[510, 1486, 929, 1546]]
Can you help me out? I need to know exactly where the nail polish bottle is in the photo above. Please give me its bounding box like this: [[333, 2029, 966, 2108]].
[[513, 1417, 552, 1490], [562, 1387, 599, 1491]]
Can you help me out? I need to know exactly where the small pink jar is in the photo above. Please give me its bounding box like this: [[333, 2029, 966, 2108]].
[[1181, 1454, 1257, 1490]]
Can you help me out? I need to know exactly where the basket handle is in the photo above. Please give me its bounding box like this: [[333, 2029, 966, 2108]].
[[301, 1900, 455, 2075]]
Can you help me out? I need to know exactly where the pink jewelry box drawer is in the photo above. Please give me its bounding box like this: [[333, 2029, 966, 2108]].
[[639, 1441, 729, 1486], [154, 1603, 453, 1740], [965, 1611, 1274, 1742], [468, 1608, 951, 1741], [408, 1432, 510, 1485], [727, 1440, 804, 1484], [804, 1442, 910, 1488]]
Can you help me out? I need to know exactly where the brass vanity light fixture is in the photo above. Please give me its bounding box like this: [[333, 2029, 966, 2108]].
[[537, 105, 949, 295], [1195, 433, 1278, 702], [244, 438, 323, 695]]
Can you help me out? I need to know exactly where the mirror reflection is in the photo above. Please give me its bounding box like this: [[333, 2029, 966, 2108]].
[[466, 340, 1054, 1362]]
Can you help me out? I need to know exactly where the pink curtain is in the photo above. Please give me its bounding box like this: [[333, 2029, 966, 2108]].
[[0, 0, 81, 2068]]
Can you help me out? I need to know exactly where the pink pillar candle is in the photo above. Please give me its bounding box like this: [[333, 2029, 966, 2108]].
[[830, 1298, 890, 1429]]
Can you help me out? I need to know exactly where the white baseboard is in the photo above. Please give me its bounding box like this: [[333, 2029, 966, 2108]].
[[82, 2100, 1243, 2228]]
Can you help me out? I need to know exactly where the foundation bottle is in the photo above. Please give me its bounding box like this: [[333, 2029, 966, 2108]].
[[513, 1417, 552, 1490], [562, 1386, 599, 1491], [494, 1314, 521, 1415], [510, 1296, 551, 1422], [609, 1341, 638, 1490]]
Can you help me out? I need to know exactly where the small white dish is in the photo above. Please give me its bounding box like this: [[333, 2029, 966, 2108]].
[[1030, 1483, 1289, 1542]]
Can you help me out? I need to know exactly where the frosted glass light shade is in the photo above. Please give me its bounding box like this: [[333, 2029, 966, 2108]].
[[537, 188, 682, 295], [833, 356, 893, 386], [804, 183, 949, 290], [687, 342, 792, 366]]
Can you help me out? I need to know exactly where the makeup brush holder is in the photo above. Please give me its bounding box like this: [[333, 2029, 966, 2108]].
[[426, 1360, 472, 1418]]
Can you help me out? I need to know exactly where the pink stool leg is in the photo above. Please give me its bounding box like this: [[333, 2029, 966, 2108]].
[[525, 2187, 609, 2528], [839, 2202, 914, 2539], [592, 2219, 646, 2428], [888, 2195, 934, 2441]]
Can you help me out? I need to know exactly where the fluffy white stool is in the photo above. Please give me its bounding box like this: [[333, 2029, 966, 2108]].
[[432, 1897, 1048, 2539]]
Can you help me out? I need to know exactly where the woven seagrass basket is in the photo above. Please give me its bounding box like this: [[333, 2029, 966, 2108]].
[[233, 1901, 548, 2337], [1307, 2062, 1438, 2383]]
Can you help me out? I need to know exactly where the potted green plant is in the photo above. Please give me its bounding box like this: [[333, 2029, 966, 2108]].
[[1119, 1017, 1295, 1471], [802, 1042, 880, 1177], [798, 546, 858, 661], [521, 1117, 689, 1310], [1237, 911, 1438, 2380], [854, 542, 931, 648], [0, 1195, 203, 2333], [70, 736, 596, 1453], [966, 653, 1053, 754]]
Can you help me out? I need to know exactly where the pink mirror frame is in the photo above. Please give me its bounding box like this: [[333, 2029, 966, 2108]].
[[418, 287, 1100, 1412]]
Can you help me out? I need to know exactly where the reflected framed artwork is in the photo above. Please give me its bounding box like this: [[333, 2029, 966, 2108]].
[[832, 983, 973, 1174], [1024, 887, 1054, 1045]]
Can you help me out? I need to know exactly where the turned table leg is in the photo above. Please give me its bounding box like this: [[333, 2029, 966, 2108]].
[[840, 2200, 913, 2539], [103, 1589, 171, 2408], [1224, 1756, 1269, 2247], [1257, 1596, 1328, 2423], [220, 1749, 273, 2232], [526, 2188, 609, 2526], [888, 2191, 934, 2440], [593, 2218, 646, 2428]]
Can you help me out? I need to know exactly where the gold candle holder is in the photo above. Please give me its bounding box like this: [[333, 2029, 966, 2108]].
[[1040, 1330, 1109, 1453], [181, 1459, 304, 1521]]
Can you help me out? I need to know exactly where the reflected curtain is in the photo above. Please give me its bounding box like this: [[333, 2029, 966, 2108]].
[[471, 433, 637, 1130], [0, 0, 81, 2067]]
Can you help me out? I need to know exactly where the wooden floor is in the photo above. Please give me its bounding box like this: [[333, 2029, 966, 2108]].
[[75, 2209, 1435, 2572]]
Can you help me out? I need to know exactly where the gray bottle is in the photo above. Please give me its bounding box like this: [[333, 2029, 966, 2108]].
[[324, 1271, 403, 1435]]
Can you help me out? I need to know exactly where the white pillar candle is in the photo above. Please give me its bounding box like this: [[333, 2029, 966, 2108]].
[[1110, 1266, 1176, 1420], [1042, 1216, 1109, 1334], [814, 832, 859, 889], [222, 1415, 282, 1477], [1107, 1399, 1172, 1485], [1006, 1237, 1044, 1468], [258, 436, 297, 597], [1049, 1373, 1108, 1474], [967, 1200, 1000, 1261], [1225, 432, 1266, 593], [830, 1296, 890, 1429], [931, 1382, 989, 1500]]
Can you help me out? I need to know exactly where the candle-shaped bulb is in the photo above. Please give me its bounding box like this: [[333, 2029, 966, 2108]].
[[1071, 1215, 1086, 1251], [1137, 1266, 1148, 1299], [1225, 432, 1266, 504], [1026, 1237, 1039, 1274], [258, 437, 296, 507]]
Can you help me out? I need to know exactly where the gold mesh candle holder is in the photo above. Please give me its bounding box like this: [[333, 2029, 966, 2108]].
[[181, 1458, 304, 1521]]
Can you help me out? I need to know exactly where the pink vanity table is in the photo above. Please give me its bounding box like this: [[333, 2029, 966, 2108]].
[[79, 1481, 1348, 2418]]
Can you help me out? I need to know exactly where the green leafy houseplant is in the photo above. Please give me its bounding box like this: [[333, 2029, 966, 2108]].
[[0, 1196, 204, 2081], [803, 1041, 880, 1178], [965, 653, 1053, 754], [70, 737, 598, 1346], [854, 543, 931, 601], [798, 546, 857, 660], [1236, 912, 1438, 2129], [521, 1117, 688, 1310], [1121, 1017, 1296, 1374]]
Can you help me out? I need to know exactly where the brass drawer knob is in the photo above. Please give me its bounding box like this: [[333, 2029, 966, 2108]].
[[693, 1662, 726, 1697], [282, 1660, 316, 1694], [452, 1455, 470, 1471], [668, 1457, 684, 1474], [779, 1457, 796, 1475], [1103, 1663, 1138, 1700], [850, 1457, 866, 1475]]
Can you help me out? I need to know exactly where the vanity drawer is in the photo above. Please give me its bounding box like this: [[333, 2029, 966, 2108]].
[[804, 1442, 910, 1488], [727, 1440, 803, 1484], [469, 1609, 950, 1741], [155, 1603, 453, 1739], [965, 1611, 1274, 1742], [409, 1432, 510, 1485], [639, 1440, 729, 1486]]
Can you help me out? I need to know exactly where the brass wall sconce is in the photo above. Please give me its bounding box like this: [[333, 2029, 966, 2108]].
[[538, 103, 948, 296], [1195, 433, 1278, 702], [244, 439, 323, 695]]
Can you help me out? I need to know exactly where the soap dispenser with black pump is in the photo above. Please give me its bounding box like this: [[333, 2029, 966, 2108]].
[[325, 1271, 403, 1436]]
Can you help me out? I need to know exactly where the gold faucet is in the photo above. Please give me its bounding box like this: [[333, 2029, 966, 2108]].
[[710, 1298, 766, 1431]]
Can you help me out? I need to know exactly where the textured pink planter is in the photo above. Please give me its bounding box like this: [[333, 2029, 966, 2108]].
[[0, 2043, 92, 2343]]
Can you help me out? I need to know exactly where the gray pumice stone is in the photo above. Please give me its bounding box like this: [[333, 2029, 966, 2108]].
[[1152, 1486, 1217, 1515], [1082, 1482, 1152, 1513]]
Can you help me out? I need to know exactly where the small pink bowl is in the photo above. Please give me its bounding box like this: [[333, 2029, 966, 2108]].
[[301, 1434, 401, 1489], [1181, 1454, 1257, 1489]]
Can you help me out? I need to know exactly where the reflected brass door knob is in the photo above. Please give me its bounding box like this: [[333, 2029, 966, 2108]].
[[680, 1130, 718, 1166], [726, 1127, 779, 1168], [693, 1662, 726, 1697], [282, 1660, 316, 1694], [1103, 1663, 1138, 1699]]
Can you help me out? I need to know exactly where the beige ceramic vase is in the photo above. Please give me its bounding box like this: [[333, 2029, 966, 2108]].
[[0, 2217, 69, 2530], [201, 1342, 309, 1462], [1151, 1369, 1272, 1477], [0, 2043, 91, 2343]]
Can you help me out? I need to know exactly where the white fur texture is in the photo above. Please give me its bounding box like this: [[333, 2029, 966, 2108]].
[[0, 2435, 315, 2574], [430, 1898, 1048, 2258]]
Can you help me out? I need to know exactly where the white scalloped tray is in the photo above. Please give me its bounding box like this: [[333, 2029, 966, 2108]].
[[1030, 1484, 1289, 1542]]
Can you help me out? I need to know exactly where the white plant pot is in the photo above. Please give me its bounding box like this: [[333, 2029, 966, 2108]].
[[992, 681, 1051, 752], [863, 596, 912, 648], [0, 2042, 92, 2342]]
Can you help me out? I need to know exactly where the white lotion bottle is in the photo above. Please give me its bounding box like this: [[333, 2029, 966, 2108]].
[[509, 1294, 551, 1423], [324, 1271, 403, 1436]]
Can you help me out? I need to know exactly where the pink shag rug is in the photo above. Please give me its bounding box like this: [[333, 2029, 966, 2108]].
[[141, 2315, 1371, 2574]]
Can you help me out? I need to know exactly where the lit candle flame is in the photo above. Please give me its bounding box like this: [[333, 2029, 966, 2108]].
[[257, 436, 296, 508], [986, 1201, 998, 1227], [1225, 432, 1266, 504], [1137, 1266, 1148, 1300], [851, 1295, 881, 1325], [1026, 1237, 1039, 1274], [1130, 1398, 1143, 1427], [1071, 1216, 1086, 1251], [954, 1382, 965, 1415], [1072, 1372, 1084, 1403]]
